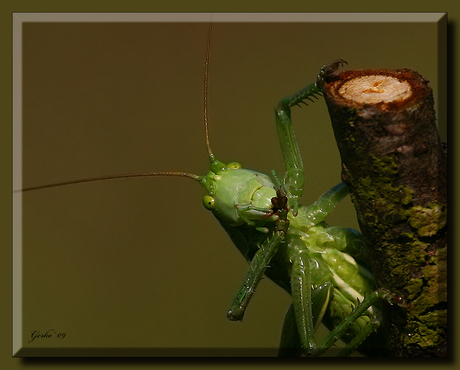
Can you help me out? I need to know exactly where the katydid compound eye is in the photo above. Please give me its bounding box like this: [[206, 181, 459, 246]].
[[203, 195, 215, 210], [227, 162, 242, 169]]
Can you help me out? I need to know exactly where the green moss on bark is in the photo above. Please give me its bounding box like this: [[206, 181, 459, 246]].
[[346, 154, 415, 235], [408, 204, 447, 237], [323, 68, 447, 356]]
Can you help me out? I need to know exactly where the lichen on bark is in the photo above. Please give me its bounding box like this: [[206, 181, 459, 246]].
[[322, 68, 447, 357]]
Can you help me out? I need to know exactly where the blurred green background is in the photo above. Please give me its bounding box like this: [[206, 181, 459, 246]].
[[17, 15, 441, 355]]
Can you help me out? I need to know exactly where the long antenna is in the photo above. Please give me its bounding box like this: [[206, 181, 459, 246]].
[[16, 20, 216, 193], [203, 15, 215, 163], [16, 172, 201, 192]]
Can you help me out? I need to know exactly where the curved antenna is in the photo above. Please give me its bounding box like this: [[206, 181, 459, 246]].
[[16, 172, 201, 193], [17, 20, 217, 193], [203, 16, 215, 163]]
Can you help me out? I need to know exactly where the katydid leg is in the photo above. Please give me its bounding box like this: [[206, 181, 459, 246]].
[[289, 251, 322, 355], [335, 318, 380, 357], [227, 211, 290, 321], [273, 59, 347, 217], [274, 100, 305, 217], [290, 253, 380, 357], [312, 290, 381, 357], [300, 182, 349, 226]]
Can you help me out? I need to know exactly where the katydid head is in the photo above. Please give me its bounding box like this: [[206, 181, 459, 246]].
[[197, 159, 279, 228], [17, 20, 281, 232]]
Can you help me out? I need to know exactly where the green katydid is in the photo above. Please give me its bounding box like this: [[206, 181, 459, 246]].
[[17, 21, 392, 357]]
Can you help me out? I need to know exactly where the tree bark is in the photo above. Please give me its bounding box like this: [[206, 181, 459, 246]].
[[322, 69, 447, 357]]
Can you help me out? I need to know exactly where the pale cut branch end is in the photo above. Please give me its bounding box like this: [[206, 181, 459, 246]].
[[338, 75, 412, 104]]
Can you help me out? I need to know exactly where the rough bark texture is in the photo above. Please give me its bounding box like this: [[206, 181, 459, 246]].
[[322, 69, 447, 357]]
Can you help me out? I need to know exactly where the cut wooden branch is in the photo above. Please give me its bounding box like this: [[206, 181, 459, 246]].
[[322, 68, 447, 357]]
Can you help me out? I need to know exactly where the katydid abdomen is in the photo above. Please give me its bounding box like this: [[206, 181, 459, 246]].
[[212, 174, 379, 355]]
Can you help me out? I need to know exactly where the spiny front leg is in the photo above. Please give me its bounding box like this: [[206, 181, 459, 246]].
[[274, 100, 304, 217], [316, 59, 347, 89], [274, 60, 347, 216], [227, 204, 290, 322], [227, 229, 285, 321]]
